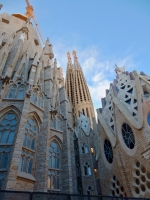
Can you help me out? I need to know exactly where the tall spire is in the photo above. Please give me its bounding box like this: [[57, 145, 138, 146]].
[[65, 50, 95, 126]]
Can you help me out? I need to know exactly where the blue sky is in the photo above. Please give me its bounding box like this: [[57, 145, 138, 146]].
[[1, 0, 150, 111]]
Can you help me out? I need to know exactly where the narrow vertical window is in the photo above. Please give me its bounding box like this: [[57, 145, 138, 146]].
[[16, 85, 25, 99], [82, 143, 88, 154], [8, 85, 17, 98], [18, 118, 37, 175], [0, 112, 18, 189], [48, 142, 60, 190]]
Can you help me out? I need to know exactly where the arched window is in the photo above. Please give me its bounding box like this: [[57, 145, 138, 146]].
[[48, 141, 60, 190], [18, 118, 37, 174], [8, 85, 17, 98], [0, 112, 18, 188], [16, 85, 25, 99], [82, 143, 89, 154], [84, 162, 91, 176], [0, 113, 17, 145]]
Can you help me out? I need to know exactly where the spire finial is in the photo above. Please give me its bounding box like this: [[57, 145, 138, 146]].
[[67, 52, 71, 61], [72, 50, 78, 61]]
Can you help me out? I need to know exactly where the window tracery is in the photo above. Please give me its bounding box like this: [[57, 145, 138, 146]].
[[122, 123, 135, 149], [0, 112, 18, 188], [18, 118, 37, 175], [30, 91, 43, 109], [7, 83, 26, 99], [104, 139, 113, 164], [48, 141, 60, 190], [16, 85, 25, 99], [8, 85, 17, 98]]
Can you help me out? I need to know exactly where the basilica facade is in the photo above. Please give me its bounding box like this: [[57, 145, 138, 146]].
[[0, 10, 150, 199]]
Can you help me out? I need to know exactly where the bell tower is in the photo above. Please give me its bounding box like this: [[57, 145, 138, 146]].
[[65, 51, 95, 126]]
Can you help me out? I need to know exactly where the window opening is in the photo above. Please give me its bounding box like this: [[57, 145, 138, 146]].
[[122, 123, 135, 149], [19, 118, 37, 174], [0, 113, 18, 188], [82, 143, 88, 154], [104, 139, 113, 164], [48, 142, 60, 190]]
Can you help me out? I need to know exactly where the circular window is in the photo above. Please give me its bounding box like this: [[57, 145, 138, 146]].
[[104, 139, 113, 164], [122, 123, 135, 149], [136, 162, 140, 168], [135, 187, 139, 194], [141, 166, 146, 173], [147, 113, 150, 126], [136, 170, 140, 176], [136, 179, 140, 185]]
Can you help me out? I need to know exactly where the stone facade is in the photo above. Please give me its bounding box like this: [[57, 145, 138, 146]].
[[1, 9, 150, 199], [0, 12, 77, 193], [96, 66, 150, 198]]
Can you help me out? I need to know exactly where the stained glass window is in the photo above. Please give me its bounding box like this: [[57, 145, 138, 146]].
[[0, 113, 18, 189], [8, 85, 17, 98], [122, 123, 135, 149], [48, 142, 60, 189], [16, 85, 25, 99], [0, 113, 17, 144]]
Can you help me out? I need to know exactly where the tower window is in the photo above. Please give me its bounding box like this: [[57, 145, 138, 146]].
[[84, 162, 91, 176], [48, 142, 60, 190]]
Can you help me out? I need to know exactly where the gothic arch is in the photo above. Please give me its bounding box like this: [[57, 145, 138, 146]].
[[0, 105, 21, 120], [50, 136, 62, 149], [28, 111, 42, 130]]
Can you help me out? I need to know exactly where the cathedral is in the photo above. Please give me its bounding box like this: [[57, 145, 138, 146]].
[[0, 6, 150, 199]]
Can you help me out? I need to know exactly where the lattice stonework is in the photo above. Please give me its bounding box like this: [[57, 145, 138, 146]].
[[116, 74, 138, 119], [102, 89, 115, 135]]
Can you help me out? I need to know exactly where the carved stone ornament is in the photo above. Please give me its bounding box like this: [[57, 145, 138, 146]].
[[26, 88, 32, 98]]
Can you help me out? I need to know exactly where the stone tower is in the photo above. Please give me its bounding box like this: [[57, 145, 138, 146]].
[[65, 51, 95, 126]]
